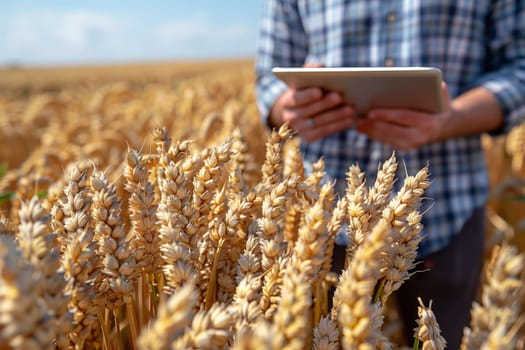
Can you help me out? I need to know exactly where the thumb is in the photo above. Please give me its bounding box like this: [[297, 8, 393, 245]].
[[441, 81, 451, 110]]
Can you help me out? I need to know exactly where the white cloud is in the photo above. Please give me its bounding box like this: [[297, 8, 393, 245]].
[[0, 9, 257, 65], [155, 14, 245, 43], [3, 10, 128, 63], [151, 13, 255, 58]]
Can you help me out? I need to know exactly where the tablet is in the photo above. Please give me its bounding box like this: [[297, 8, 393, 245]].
[[272, 67, 444, 115]]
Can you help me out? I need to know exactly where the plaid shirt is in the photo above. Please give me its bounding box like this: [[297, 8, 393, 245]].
[[255, 0, 525, 256]]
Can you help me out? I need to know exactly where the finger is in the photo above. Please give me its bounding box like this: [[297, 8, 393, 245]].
[[441, 81, 452, 110], [367, 108, 430, 127], [357, 119, 426, 150], [296, 104, 354, 132], [284, 92, 343, 123], [303, 62, 325, 68], [284, 87, 324, 108], [300, 106, 354, 141], [302, 115, 355, 142]]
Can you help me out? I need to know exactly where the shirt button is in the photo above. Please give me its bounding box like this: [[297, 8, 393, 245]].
[[385, 58, 394, 66], [387, 11, 396, 23]]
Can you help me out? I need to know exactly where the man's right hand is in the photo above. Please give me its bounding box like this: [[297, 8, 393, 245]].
[[269, 87, 355, 142]]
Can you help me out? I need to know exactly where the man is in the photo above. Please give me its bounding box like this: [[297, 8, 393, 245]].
[[255, 1, 525, 348]]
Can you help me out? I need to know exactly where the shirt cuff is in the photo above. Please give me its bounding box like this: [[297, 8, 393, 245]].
[[475, 71, 525, 136]]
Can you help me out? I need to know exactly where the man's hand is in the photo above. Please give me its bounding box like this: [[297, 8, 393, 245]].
[[356, 82, 453, 150], [356, 109, 449, 150], [270, 87, 355, 142]]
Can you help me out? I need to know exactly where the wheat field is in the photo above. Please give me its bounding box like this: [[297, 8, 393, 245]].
[[0, 60, 524, 349]]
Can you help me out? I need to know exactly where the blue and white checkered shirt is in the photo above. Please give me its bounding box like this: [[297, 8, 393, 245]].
[[255, 0, 525, 256]]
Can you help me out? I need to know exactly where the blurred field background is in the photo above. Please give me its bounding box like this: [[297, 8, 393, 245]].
[[0, 58, 266, 191], [0, 59, 251, 94]]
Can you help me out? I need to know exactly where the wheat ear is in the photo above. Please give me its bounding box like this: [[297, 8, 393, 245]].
[[380, 210, 424, 305], [461, 243, 525, 349], [173, 302, 235, 349], [91, 168, 139, 349], [293, 183, 333, 324], [123, 148, 161, 329], [17, 196, 72, 348], [335, 219, 392, 349], [413, 298, 446, 350], [257, 123, 293, 195], [365, 152, 398, 229], [230, 128, 260, 189], [124, 148, 160, 274], [91, 170, 136, 306], [231, 276, 263, 335], [260, 256, 288, 321], [304, 157, 326, 194], [137, 282, 198, 350], [200, 184, 229, 309], [58, 165, 102, 348], [271, 261, 313, 350], [376, 165, 430, 305], [344, 163, 368, 266], [0, 236, 57, 350], [282, 136, 305, 179], [232, 235, 263, 336], [313, 315, 340, 350], [231, 317, 274, 350], [216, 199, 245, 304], [192, 142, 234, 300], [157, 159, 198, 294], [0, 216, 15, 236], [52, 163, 92, 252], [257, 177, 300, 271]]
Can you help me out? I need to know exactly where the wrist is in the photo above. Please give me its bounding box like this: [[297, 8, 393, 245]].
[[432, 87, 504, 142], [268, 94, 286, 128], [433, 108, 456, 143]]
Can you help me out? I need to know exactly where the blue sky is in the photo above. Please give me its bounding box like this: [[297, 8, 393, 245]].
[[0, 0, 265, 66]]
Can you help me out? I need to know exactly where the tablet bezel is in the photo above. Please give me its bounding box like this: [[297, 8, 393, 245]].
[[272, 67, 444, 115]]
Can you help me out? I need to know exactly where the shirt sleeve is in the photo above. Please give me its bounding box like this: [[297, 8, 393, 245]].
[[255, 0, 309, 126], [472, 0, 525, 135]]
